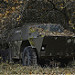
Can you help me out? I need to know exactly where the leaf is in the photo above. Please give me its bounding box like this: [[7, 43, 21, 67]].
[[20, 1, 23, 3], [12, 7, 16, 11], [41, 35, 44, 37], [0, 14, 3, 18], [73, 27, 75, 29], [69, 20, 72, 24], [4, 0, 8, 3], [60, 6, 64, 9], [29, 27, 35, 33], [17, 15, 21, 21], [65, 73, 71, 75]]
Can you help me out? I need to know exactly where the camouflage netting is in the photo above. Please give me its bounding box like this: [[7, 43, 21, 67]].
[[29, 24, 75, 37], [0, 0, 75, 39]]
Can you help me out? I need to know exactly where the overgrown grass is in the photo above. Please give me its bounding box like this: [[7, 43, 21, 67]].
[[0, 63, 75, 74]]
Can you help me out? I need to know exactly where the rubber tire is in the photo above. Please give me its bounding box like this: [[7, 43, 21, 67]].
[[22, 46, 37, 66]]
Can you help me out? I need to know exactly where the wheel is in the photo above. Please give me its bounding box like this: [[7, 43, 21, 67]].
[[22, 46, 37, 66]]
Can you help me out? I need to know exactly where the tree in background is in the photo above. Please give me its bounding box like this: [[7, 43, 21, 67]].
[[0, 0, 75, 40]]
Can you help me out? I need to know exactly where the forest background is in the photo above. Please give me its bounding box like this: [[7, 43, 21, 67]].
[[0, 0, 75, 40]]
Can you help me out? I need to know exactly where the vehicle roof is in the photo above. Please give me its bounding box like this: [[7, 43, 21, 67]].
[[6, 23, 75, 41], [28, 23, 75, 37]]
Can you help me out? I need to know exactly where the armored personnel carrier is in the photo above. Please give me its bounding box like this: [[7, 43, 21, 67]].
[[6, 23, 75, 66], [0, 0, 75, 67]]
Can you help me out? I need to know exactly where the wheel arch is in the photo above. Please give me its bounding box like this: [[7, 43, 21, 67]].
[[20, 40, 31, 53], [20, 40, 39, 60]]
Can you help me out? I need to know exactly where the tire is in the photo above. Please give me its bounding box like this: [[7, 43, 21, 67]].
[[22, 46, 37, 66]]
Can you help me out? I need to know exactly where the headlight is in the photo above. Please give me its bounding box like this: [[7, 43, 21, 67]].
[[42, 47, 45, 50]]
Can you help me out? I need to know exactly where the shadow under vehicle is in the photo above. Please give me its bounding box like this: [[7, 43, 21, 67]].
[[2, 23, 75, 66]]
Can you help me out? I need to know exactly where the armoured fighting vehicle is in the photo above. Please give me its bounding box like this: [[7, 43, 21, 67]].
[[6, 23, 75, 66], [0, 0, 75, 67]]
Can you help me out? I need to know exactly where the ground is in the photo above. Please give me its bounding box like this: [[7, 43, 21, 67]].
[[0, 63, 75, 74]]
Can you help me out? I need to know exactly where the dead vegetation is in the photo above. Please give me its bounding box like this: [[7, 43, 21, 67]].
[[0, 63, 75, 74]]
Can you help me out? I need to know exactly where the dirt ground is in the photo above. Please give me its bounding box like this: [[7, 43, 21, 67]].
[[0, 63, 75, 75]]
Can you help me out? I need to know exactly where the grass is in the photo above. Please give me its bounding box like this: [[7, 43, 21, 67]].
[[0, 63, 75, 74]]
